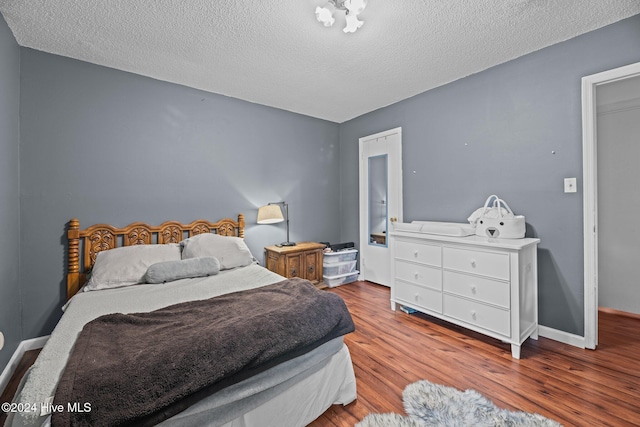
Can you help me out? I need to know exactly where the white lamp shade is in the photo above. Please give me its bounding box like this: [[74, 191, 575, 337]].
[[257, 205, 284, 224], [315, 3, 336, 27], [343, 13, 364, 33]]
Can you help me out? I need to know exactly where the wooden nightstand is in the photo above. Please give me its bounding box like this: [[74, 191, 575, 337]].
[[264, 242, 326, 288]]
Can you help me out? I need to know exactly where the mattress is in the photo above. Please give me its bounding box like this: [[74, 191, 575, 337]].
[[5, 264, 357, 427]]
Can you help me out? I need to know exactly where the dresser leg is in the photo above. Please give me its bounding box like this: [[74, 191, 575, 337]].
[[391, 301, 396, 311], [511, 344, 521, 359], [530, 327, 539, 340]]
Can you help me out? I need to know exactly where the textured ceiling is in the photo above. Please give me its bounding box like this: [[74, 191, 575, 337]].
[[1, 1, 639, 123]]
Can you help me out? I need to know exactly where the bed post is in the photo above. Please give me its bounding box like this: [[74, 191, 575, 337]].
[[238, 213, 245, 238], [67, 218, 81, 300]]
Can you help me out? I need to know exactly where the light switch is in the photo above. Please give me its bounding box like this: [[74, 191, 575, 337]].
[[564, 177, 577, 193]]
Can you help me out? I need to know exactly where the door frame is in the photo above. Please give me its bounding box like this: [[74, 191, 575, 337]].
[[582, 61, 640, 349], [358, 127, 403, 285]]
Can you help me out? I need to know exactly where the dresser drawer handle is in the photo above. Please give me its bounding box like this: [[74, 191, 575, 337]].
[[470, 260, 477, 268], [414, 293, 419, 301], [471, 310, 477, 320], [470, 285, 477, 294], [414, 272, 419, 280], [414, 251, 419, 258]]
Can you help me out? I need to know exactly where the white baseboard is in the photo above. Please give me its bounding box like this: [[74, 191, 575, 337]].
[[538, 325, 586, 349], [0, 336, 49, 396]]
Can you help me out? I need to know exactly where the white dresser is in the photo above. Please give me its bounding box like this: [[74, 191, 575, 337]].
[[390, 230, 540, 358]]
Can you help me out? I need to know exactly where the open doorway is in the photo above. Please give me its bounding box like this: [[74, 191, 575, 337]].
[[596, 75, 640, 316], [582, 61, 640, 349]]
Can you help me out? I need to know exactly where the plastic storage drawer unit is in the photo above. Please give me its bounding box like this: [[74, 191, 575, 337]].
[[323, 260, 357, 276], [323, 271, 359, 288], [323, 249, 358, 264]]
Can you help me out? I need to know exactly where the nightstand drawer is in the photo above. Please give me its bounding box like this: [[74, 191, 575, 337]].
[[395, 240, 441, 266], [443, 271, 510, 309], [395, 280, 442, 313], [443, 294, 510, 337], [395, 261, 442, 291], [443, 247, 509, 280]]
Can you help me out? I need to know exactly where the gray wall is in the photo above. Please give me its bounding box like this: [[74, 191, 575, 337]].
[[19, 49, 341, 338], [339, 14, 640, 336], [0, 14, 21, 369]]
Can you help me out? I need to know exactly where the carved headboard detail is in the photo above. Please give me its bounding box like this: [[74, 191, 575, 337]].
[[67, 214, 245, 300]]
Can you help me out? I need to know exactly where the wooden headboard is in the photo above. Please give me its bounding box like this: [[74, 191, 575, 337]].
[[67, 214, 245, 300]]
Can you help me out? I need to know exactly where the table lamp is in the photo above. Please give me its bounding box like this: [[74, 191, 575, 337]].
[[257, 201, 295, 246]]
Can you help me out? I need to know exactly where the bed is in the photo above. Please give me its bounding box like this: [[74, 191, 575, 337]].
[[5, 215, 357, 427]]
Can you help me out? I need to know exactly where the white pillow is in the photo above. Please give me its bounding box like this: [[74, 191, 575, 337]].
[[84, 243, 181, 292], [181, 233, 253, 270]]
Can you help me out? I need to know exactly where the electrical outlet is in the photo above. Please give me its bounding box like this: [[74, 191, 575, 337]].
[[0, 331, 4, 351], [564, 177, 577, 193]]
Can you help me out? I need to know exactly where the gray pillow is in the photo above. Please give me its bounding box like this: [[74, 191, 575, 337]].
[[144, 257, 220, 284], [180, 233, 253, 270]]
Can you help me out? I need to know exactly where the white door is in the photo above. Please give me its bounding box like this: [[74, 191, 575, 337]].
[[359, 128, 402, 286]]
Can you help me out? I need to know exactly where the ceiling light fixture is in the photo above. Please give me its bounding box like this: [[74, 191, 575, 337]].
[[315, 0, 368, 33]]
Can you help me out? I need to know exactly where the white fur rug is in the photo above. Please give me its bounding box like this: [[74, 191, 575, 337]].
[[357, 380, 563, 427]]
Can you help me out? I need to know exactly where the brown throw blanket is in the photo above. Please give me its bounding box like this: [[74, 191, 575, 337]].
[[52, 278, 355, 427]]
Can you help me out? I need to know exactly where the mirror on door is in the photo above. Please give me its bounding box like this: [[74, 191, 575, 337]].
[[368, 154, 388, 247]]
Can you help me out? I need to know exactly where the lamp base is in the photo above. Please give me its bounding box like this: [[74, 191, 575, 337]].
[[277, 241, 297, 247]]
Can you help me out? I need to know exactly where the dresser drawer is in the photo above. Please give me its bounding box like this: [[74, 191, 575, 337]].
[[443, 294, 510, 337], [395, 280, 442, 313], [443, 271, 510, 309], [443, 247, 509, 280], [395, 240, 441, 266], [395, 261, 442, 291]]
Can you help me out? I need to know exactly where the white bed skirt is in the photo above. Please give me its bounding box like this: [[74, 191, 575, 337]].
[[166, 344, 357, 427]]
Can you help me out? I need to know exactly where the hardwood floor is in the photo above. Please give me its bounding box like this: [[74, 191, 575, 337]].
[[0, 349, 40, 426], [310, 281, 640, 427], [2, 281, 639, 426]]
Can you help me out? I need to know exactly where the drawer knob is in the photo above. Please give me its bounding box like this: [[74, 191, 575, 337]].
[[414, 272, 419, 280], [414, 293, 419, 301], [470, 260, 477, 268], [470, 285, 477, 294], [414, 251, 419, 258], [471, 310, 477, 320]]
